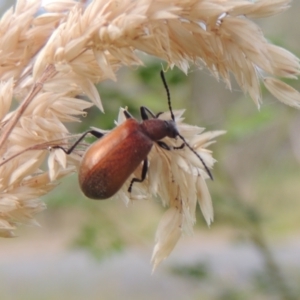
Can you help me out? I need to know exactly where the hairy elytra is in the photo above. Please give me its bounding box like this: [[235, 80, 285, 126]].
[[54, 71, 213, 199]]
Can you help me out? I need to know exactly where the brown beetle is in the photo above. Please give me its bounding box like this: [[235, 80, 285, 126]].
[[54, 71, 212, 199]]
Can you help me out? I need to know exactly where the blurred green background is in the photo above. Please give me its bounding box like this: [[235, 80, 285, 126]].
[[1, 1, 300, 299]]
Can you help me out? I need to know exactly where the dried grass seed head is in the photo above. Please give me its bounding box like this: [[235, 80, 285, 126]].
[[31, 0, 300, 109], [111, 107, 224, 270]]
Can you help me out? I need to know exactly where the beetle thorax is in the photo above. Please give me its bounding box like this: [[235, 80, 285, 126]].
[[140, 119, 179, 141]]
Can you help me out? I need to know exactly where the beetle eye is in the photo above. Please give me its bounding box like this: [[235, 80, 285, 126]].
[[164, 120, 172, 132], [164, 120, 178, 138]]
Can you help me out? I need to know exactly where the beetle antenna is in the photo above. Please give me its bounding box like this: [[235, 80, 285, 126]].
[[178, 133, 214, 181], [160, 71, 213, 180], [160, 70, 175, 121]]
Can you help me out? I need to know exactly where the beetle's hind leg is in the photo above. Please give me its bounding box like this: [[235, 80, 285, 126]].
[[156, 141, 185, 151], [51, 130, 104, 154], [128, 158, 148, 193]]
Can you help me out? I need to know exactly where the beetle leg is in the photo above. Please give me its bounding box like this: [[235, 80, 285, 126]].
[[128, 158, 148, 193], [173, 143, 185, 150], [156, 141, 184, 151], [156, 141, 171, 150], [52, 130, 104, 154], [155, 112, 164, 118], [140, 106, 157, 120], [123, 110, 133, 119], [89, 130, 105, 139]]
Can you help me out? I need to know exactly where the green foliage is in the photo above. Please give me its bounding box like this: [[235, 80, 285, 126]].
[[72, 222, 125, 260], [170, 261, 210, 280], [136, 62, 187, 86], [224, 102, 277, 141], [46, 176, 83, 208], [216, 289, 249, 300]]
